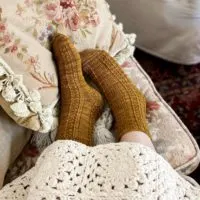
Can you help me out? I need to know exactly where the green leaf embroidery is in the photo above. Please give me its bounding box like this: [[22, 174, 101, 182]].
[[52, 21, 59, 27], [80, 29, 87, 38], [22, 46, 28, 53], [4, 48, 10, 54], [34, 0, 43, 5], [25, 27, 33, 32], [85, 29, 92, 34], [15, 38, 21, 44], [33, 29, 38, 38], [17, 52, 23, 60]]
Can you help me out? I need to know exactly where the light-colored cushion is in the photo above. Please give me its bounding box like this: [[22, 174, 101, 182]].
[[0, 0, 135, 133], [108, 0, 200, 64], [123, 56, 200, 174], [0, 107, 31, 189], [5, 55, 200, 185], [2, 0, 199, 184]]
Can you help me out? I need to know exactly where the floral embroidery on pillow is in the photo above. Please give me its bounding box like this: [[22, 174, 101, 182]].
[[0, 8, 57, 90], [0, 57, 58, 132], [15, 0, 100, 45], [147, 101, 160, 111]]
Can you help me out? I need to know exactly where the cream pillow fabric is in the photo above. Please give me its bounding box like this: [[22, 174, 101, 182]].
[[0, 107, 31, 189], [0, 0, 135, 133], [123, 57, 200, 174], [108, 0, 200, 64]]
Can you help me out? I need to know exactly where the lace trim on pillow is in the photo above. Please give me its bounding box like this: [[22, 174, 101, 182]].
[[0, 57, 58, 133], [111, 14, 136, 64]]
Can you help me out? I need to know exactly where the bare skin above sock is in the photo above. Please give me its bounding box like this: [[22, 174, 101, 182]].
[[80, 50, 151, 140], [52, 34, 103, 146]]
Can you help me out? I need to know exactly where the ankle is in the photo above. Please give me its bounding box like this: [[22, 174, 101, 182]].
[[120, 131, 155, 150]]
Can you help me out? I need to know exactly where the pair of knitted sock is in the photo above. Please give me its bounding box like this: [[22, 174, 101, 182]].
[[52, 34, 150, 146]]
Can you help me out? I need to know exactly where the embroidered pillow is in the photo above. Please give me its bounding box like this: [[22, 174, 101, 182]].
[[0, 0, 135, 132]]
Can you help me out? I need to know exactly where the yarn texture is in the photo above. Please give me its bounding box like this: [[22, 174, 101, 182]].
[[81, 49, 150, 140], [0, 141, 199, 199], [52, 34, 103, 145]]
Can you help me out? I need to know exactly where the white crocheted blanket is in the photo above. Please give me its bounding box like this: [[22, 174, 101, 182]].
[[0, 141, 199, 200]]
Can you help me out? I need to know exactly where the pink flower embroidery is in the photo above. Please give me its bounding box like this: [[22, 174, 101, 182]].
[[10, 44, 18, 53], [45, 3, 63, 24], [121, 61, 132, 68], [0, 22, 6, 32], [64, 7, 80, 31], [2, 34, 11, 44], [28, 56, 38, 66], [147, 101, 160, 111], [60, 0, 75, 9]]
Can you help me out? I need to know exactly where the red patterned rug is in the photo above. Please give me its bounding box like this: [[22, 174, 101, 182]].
[[135, 49, 200, 182]]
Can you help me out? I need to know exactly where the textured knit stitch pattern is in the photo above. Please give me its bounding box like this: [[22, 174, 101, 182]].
[[0, 141, 199, 199], [80, 49, 150, 140], [52, 34, 103, 146]]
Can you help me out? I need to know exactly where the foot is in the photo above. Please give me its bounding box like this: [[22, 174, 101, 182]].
[[80, 49, 150, 140], [52, 34, 103, 146]]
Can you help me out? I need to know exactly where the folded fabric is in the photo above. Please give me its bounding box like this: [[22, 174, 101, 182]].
[[0, 141, 199, 199], [108, 0, 200, 64], [0, 107, 31, 189]]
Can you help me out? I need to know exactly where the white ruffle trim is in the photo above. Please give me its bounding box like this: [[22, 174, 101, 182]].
[[114, 33, 136, 65], [111, 13, 136, 65], [0, 57, 58, 133]]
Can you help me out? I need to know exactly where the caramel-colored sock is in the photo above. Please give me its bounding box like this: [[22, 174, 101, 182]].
[[52, 34, 103, 146], [80, 50, 151, 140]]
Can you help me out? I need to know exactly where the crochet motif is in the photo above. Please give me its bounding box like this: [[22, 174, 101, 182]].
[[0, 57, 58, 133], [0, 141, 199, 199]]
